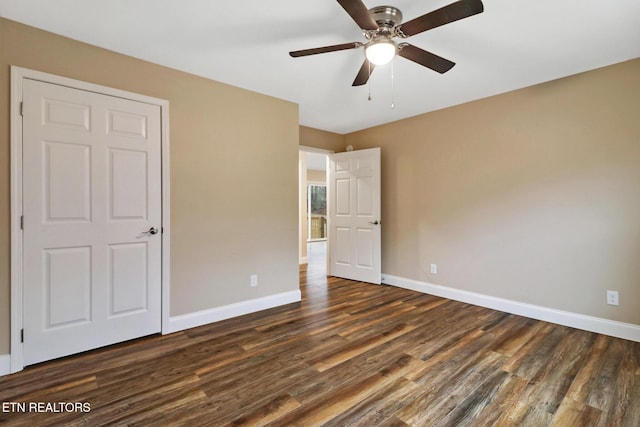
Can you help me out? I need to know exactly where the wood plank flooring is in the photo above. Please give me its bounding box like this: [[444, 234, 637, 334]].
[[1, 256, 639, 425]]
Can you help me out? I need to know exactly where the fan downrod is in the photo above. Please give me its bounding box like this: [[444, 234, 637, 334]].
[[368, 6, 403, 29]]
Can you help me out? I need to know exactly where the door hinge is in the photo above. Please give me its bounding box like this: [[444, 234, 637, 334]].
[[19, 101, 24, 116], [20, 215, 24, 230], [21, 329, 24, 343]]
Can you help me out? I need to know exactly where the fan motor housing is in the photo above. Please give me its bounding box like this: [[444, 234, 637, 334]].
[[369, 6, 403, 28]]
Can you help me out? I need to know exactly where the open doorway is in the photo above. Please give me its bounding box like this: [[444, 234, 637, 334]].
[[307, 183, 327, 272], [299, 148, 331, 270]]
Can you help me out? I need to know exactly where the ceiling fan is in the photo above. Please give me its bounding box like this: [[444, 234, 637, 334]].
[[289, 0, 484, 86]]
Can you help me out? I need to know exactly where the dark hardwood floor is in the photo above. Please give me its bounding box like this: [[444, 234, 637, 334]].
[[1, 246, 639, 426]]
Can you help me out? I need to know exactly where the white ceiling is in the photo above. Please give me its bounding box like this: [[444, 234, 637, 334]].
[[1, 0, 639, 134]]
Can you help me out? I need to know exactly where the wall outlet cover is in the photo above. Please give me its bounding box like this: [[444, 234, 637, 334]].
[[606, 290, 619, 306]]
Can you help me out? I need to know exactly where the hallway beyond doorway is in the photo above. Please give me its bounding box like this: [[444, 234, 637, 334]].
[[306, 241, 326, 282]]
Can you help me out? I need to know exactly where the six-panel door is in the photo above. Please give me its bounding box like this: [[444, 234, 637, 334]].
[[22, 79, 162, 365], [329, 147, 381, 284]]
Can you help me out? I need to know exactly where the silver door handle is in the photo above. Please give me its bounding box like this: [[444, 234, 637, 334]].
[[368, 220, 380, 225], [144, 227, 159, 235]]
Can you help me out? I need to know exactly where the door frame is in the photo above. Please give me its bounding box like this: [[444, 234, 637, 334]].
[[9, 66, 171, 373]]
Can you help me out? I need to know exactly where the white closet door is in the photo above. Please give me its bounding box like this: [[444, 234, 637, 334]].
[[22, 79, 162, 365]]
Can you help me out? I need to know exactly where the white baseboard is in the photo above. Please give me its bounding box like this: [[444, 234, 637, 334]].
[[382, 274, 640, 343], [0, 354, 10, 376], [165, 290, 302, 334]]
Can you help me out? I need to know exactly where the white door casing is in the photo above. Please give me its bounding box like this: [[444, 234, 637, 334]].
[[11, 68, 169, 370], [328, 148, 381, 284]]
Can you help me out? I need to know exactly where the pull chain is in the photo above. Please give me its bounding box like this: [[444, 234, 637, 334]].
[[391, 58, 396, 109], [367, 60, 372, 101]]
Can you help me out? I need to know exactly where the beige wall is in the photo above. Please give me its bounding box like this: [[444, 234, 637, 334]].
[[346, 58, 640, 325], [0, 19, 300, 355], [300, 126, 345, 152], [307, 169, 326, 183]]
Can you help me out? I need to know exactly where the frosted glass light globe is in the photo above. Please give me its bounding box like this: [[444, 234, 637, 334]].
[[365, 41, 396, 65]]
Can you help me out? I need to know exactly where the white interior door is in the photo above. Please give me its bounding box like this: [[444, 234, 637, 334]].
[[328, 148, 381, 284], [22, 79, 162, 366]]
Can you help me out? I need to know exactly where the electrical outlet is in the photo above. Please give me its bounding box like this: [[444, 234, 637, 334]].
[[250, 274, 258, 287], [430, 264, 437, 274], [606, 290, 619, 306]]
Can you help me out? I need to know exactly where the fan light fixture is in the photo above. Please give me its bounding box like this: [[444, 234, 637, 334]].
[[365, 39, 396, 65]]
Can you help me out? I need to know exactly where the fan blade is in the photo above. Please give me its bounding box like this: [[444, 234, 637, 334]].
[[289, 42, 361, 57], [352, 59, 376, 86], [397, 0, 483, 37], [398, 44, 455, 74], [337, 0, 378, 31]]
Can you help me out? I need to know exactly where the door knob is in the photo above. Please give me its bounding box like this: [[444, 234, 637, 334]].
[[145, 227, 159, 235], [368, 220, 380, 225]]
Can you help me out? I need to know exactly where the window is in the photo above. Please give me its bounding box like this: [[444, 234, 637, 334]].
[[307, 184, 326, 240]]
